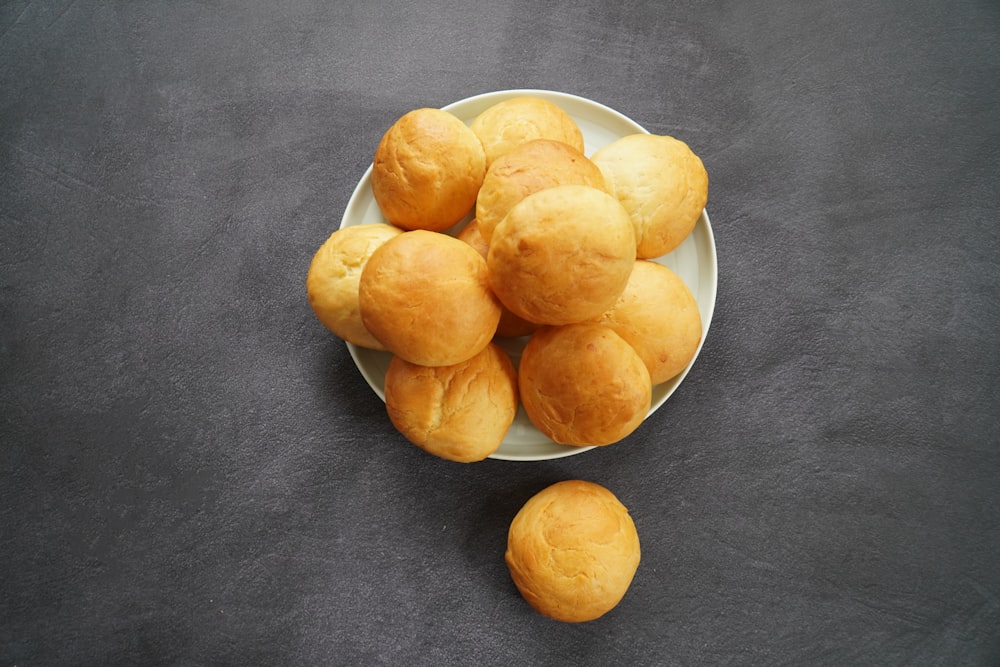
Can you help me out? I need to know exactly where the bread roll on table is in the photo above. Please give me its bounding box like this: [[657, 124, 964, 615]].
[[372, 107, 486, 232], [487, 185, 636, 326], [591, 133, 708, 258], [506, 480, 641, 622], [470, 96, 585, 168], [518, 323, 651, 447], [359, 230, 501, 366], [306, 223, 403, 349], [592, 260, 702, 385], [385, 342, 517, 462], [475, 138, 606, 243]]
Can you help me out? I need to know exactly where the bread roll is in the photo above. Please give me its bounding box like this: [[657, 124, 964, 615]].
[[359, 230, 502, 366], [591, 134, 708, 258], [592, 260, 702, 384], [518, 323, 651, 446], [456, 219, 539, 339], [470, 96, 585, 168], [306, 223, 403, 349], [385, 342, 517, 462], [487, 185, 636, 326], [372, 108, 486, 232], [475, 138, 606, 243], [505, 480, 641, 622]]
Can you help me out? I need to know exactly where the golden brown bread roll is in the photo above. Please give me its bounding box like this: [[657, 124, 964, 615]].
[[592, 260, 702, 384], [306, 223, 403, 349], [475, 138, 606, 243], [505, 480, 641, 622], [371, 108, 486, 232], [487, 185, 636, 326], [358, 230, 502, 366], [518, 323, 651, 446], [456, 219, 539, 339], [470, 96, 585, 168], [385, 342, 518, 462], [591, 133, 708, 258]]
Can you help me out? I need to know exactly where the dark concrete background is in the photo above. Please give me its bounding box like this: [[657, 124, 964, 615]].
[[2, 1, 999, 664]]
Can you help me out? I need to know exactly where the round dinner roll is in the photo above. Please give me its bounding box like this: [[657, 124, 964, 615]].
[[306, 223, 403, 349], [457, 220, 539, 339], [505, 480, 641, 623], [371, 108, 486, 232], [470, 96, 585, 168], [591, 133, 708, 258], [359, 230, 502, 366], [385, 342, 518, 463], [487, 185, 636, 326], [518, 323, 651, 446], [592, 260, 702, 385], [475, 138, 607, 243]]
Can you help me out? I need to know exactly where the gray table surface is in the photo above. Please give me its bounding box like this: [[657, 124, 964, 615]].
[[3, 1, 999, 664]]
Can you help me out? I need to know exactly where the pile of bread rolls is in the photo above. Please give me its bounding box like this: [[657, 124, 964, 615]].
[[308, 95, 707, 463], [307, 94, 708, 622]]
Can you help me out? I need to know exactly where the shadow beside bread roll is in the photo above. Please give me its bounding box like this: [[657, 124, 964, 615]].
[[306, 223, 403, 349], [385, 342, 518, 462], [591, 133, 708, 259], [518, 323, 651, 447], [372, 108, 486, 232], [505, 480, 641, 623], [592, 260, 702, 385], [359, 230, 501, 366], [487, 185, 636, 326]]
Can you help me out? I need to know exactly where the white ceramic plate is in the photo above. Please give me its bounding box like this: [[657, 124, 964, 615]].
[[342, 89, 717, 461]]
